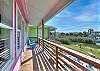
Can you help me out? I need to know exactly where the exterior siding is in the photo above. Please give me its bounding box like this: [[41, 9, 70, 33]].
[[0, 0, 28, 71], [13, 57, 21, 71], [11, 0, 28, 70], [28, 26, 49, 39]]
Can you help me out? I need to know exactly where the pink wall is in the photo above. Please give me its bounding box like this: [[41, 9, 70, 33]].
[[13, 57, 21, 71]]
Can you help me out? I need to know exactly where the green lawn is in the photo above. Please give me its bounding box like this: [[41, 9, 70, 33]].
[[61, 43, 100, 59]]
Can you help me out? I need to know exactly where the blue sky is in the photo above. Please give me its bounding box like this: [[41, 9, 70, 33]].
[[45, 0, 100, 32]]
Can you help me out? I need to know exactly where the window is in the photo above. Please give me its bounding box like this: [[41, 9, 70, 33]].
[[17, 31, 20, 49], [16, 9, 22, 57], [17, 11, 21, 30], [0, 0, 13, 70], [0, 14, 1, 23], [0, 28, 10, 69], [1, 0, 13, 27]]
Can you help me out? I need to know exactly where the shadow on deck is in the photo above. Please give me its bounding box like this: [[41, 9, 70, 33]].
[[32, 45, 56, 71], [20, 49, 33, 71], [20, 39, 100, 71]]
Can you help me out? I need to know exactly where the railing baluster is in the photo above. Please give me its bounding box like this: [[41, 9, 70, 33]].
[[56, 47, 58, 71], [37, 26, 38, 44], [39, 38, 100, 71], [39, 38, 40, 47]]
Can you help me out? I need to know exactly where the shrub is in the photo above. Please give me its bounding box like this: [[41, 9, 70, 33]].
[[56, 38, 71, 45], [56, 37, 96, 45]]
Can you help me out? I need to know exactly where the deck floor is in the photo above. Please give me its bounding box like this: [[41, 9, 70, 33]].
[[20, 49, 33, 71], [32, 45, 56, 71], [19, 45, 57, 71]]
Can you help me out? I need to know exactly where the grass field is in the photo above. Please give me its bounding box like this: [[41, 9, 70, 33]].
[[61, 43, 100, 59]]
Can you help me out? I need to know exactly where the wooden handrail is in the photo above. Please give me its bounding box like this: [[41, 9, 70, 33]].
[[46, 45, 88, 71], [58, 56, 76, 71], [59, 52, 89, 71], [43, 41, 79, 70], [39, 38, 100, 70], [47, 45, 88, 70], [44, 44, 73, 70], [42, 38, 100, 69]]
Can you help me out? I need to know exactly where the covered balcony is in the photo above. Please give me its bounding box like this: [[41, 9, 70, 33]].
[[20, 37, 100, 71], [0, 0, 100, 71], [20, 0, 100, 71]]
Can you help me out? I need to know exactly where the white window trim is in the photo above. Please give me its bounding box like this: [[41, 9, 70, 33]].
[[17, 29, 21, 32], [0, 23, 13, 29]]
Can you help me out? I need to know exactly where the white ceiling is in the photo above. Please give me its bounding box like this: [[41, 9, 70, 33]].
[[25, 0, 73, 26]]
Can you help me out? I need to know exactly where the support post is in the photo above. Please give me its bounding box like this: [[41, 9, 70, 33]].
[[56, 47, 58, 71], [37, 26, 38, 44], [42, 20, 44, 48], [48, 28, 49, 40]]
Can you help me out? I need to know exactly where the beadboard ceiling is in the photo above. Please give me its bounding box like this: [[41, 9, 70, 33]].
[[25, 0, 73, 26]]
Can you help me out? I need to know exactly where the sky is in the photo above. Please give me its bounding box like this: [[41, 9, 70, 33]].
[[45, 0, 100, 33]]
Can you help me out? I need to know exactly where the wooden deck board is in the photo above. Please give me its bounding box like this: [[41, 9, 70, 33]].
[[32, 45, 56, 71], [20, 50, 33, 71], [20, 45, 57, 71]]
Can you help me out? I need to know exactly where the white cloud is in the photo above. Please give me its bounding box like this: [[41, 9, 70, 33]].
[[73, 2, 99, 22], [99, 14, 100, 22], [55, 11, 74, 19], [74, 14, 98, 22]]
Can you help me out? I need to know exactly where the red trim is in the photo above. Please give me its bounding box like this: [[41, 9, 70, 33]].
[[9, 51, 22, 71], [16, 0, 28, 23], [14, 0, 28, 58], [14, 0, 16, 58], [0, 0, 2, 22], [21, 0, 28, 22], [0, 0, 1, 14], [23, 0, 29, 22]]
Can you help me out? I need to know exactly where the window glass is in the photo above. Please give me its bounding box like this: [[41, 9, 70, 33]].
[[0, 14, 1, 23], [17, 31, 20, 49], [16, 10, 22, 57], [1, 0, 13, 27], [16, 31, 21, 57], [17, 11, 21, 30], [0, 28, 10, 69], [0, 0, 13, 70]]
